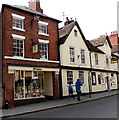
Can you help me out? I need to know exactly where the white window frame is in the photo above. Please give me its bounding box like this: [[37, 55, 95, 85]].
[[80, 49, 85, 64], [74, 30, 78, 36], [67, 71, 73, 84], [38, 21, 49, 36], [12, 13, 25, 32], [38, 39, 49, 60], [69, 47, 75, 63], [32, 71, 38, 79], [79, 71, 84, 84], [12, 34, 25, 58]]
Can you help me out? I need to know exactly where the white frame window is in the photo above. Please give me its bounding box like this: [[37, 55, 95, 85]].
[[79, 71, 84, 84], [12, 34, 25, 58], [38, 39, 49, 60], [111, 74, 116, 85], [38, 21, 49, 36], [80, 49, 85, 64], [92, 72, 96, 85], [95, 53, 99, 66], [67, 71, 73, 84], [12, 13, 25, 31], [69, 47, 75, 63], [32, 71, 38, 79]]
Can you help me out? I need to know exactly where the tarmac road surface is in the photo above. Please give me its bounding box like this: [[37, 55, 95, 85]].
[[7, 95, 118, 118]]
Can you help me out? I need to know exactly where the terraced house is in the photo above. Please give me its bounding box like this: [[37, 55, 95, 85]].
[[59, 18, 118, 97], [2, 0, 60, 107]]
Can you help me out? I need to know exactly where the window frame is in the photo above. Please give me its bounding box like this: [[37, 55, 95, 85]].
[[79, 71, 84, 84], [38, 39, 49, 60], [92, 72, 96, 85], [80, 49, 85, 64], [12, 34, 25, 58], [12, 13, 25, 31], [67, 71, 73, 84], [95, 53, 99, 66], [38, 21, 49, 36], [69, 47, 75, 63]]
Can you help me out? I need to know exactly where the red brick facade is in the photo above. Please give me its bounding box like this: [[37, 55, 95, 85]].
[[2, 2, 60, 107]]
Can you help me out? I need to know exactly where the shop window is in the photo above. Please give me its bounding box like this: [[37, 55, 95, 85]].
[[80, 49, 85, 64], [14, 71, 44, 100], [14, 71, 24, 99], [79, 71, 84, 84], [13, 39, 24, 57], [69, 47, 75, 63], [92, 72, 96, 85], [67, 71, 73, 84]]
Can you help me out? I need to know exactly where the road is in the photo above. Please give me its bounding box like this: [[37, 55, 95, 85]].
[[6, 95, 118, 118]]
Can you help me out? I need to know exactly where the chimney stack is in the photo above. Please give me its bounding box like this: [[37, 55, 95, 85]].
[[64, 17, 74, 26], [28, 0, 43, 13]]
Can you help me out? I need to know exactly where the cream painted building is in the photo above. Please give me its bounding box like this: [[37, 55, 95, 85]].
[[59, 20, 118, 97]]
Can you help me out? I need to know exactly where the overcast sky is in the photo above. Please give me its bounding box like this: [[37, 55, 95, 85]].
[[0, 0, 119, 40]]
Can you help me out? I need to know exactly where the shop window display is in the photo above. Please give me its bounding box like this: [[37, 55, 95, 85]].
[[14, 71, 44, 100], [14, 71, 24, 99]]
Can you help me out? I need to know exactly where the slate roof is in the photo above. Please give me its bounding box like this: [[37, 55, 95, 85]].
[[59, 21, 105, 54], [111, 45, 119, 53], [2, 4, 61, 23], [90, 36, 112, 48]]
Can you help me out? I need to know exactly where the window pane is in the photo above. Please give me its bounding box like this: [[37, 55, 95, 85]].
[[67, 71, 73, 84]]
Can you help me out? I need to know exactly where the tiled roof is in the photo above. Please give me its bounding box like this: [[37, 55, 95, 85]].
[[59, 21, 104, 54], [59, 21, 75, 38], [90, 36, 107, 47], [86, 40, 105, 54], [2, 4, 61, 22], [111, 45, 119, 53], [90, 36, 112, 48]]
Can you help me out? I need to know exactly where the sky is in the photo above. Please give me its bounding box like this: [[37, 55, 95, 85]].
[[0, 0, 119, 40]]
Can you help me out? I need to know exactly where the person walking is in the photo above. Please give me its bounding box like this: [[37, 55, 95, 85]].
[[75, 79, 83, 101], [67, 82, 75, 100]]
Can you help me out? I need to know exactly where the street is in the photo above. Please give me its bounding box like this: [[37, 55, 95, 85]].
[[6, 95, 118, 118]]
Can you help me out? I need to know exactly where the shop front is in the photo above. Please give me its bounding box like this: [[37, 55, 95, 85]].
[[6, 65, 59, 107]]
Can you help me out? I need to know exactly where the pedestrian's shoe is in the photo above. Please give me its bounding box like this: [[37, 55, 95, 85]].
[[77, 97, 81, 101]]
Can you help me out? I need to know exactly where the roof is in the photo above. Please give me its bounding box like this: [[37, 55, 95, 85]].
[[2, 4, 61, 23], [111, 45, 119, 53], [86, 40, 105, 54], [59, 21, 105, 54], [90, 36, 112, 48]]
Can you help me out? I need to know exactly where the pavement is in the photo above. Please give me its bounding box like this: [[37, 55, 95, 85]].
[[1, 90, 119, 118]]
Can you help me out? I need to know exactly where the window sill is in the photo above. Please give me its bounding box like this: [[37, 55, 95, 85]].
[[40, 58, 48, 61], [38, 32, 49, 36], [79, 64, 87, 66], [13, 56, 24, 59], [12, 27, 25, 32], [14, 96, 45, 100]]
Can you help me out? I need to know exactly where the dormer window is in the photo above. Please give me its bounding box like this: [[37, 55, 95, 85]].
[[74, 30, 77, 36], [12, 13, 25, 31], [38, 21, 49, 36]]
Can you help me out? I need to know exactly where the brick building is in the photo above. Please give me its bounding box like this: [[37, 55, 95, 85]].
[[2, 0, 61, 107]]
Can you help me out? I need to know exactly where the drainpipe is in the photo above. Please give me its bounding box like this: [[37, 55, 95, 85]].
[[88, 51, 92, 98]]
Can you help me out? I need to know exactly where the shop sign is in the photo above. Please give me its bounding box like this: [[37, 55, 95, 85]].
[[111, 58, 118, 63], [33, 67, 42, 71]]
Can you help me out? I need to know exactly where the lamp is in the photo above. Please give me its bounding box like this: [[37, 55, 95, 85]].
[[30, 15, 40, 25]]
